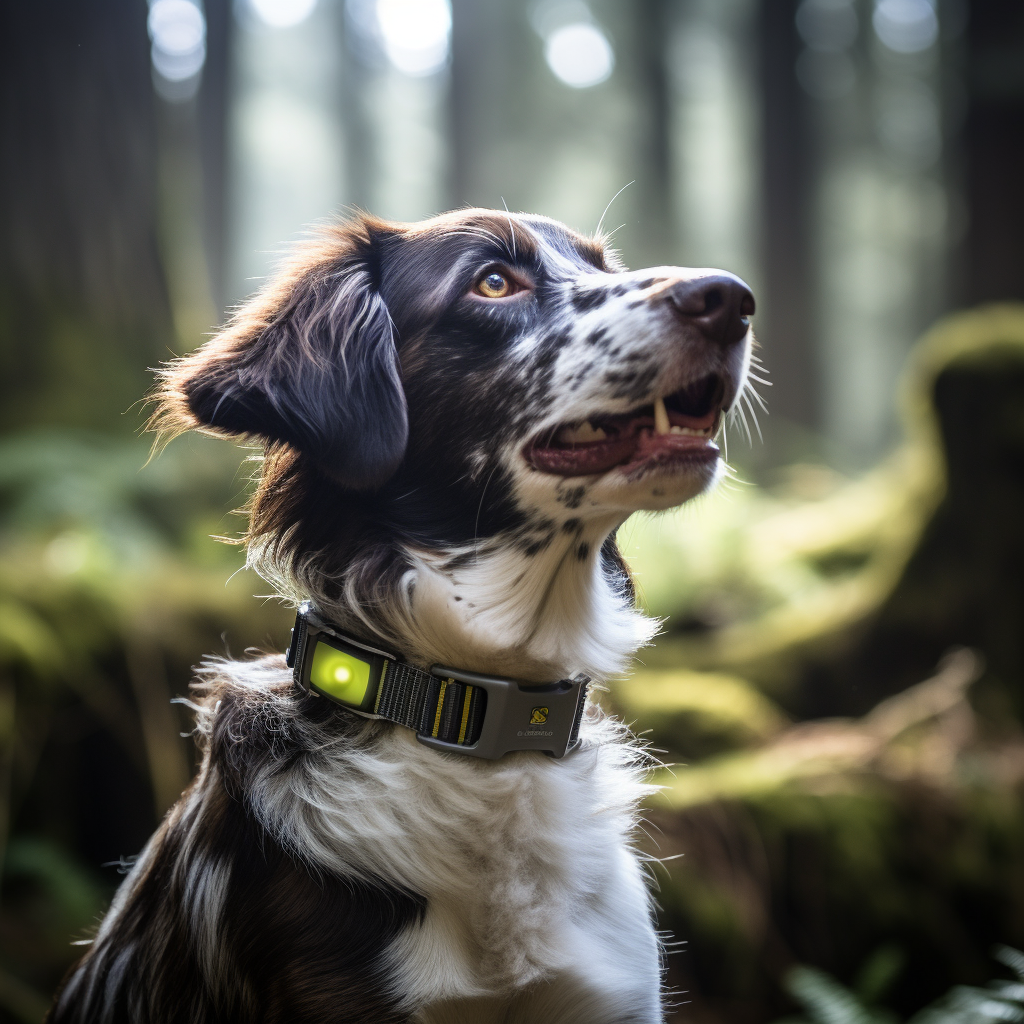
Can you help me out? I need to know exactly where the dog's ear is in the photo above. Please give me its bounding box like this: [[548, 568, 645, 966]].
[[153, 219, 407, 490]]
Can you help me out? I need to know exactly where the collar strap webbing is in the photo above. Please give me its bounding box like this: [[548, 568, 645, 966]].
[[285, 603, 589, 760]]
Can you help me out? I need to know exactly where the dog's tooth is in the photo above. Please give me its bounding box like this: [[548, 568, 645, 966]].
[[669, 425, 683, 435], [654, 397, 670, 435], [558, 421, 608, 444]]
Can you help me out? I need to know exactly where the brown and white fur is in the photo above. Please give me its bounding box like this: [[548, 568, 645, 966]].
[[49, 209, 755, 1024]]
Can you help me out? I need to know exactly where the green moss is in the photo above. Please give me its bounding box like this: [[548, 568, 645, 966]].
[[610, 668, 787, 760]]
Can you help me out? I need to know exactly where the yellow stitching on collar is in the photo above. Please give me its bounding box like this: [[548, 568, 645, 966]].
[[458, 686, 473, 745], [432, 679, 450, 737], [374, 660, 389, 714]]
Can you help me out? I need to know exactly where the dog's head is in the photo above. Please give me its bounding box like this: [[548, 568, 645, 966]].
[[156, 210, 754, 548]]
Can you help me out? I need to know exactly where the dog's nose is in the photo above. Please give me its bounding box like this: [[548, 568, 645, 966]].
[[668, 273, 755, 345]]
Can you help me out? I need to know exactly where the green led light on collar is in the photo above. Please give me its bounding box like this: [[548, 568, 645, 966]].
[[309, 640, 374, 706]]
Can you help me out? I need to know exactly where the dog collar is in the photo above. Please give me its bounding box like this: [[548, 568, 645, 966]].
[[285, 603, 590, 760]]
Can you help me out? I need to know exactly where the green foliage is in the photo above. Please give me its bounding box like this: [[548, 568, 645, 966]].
[[611, 667, 787, 760], [780, 948, 1024, 1024], [0, 428, 253, 558], [0, 428, 291, 1016], [4, 838, 106, 928]]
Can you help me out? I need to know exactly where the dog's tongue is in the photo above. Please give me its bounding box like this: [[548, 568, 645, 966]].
[[525, 434, 640, 476], [526, 423, 716, 477]]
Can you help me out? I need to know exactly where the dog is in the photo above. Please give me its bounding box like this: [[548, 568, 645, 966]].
[[49, 209, 755, 1023]]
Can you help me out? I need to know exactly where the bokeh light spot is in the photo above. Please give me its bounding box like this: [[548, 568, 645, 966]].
[[249, 0, 318, 29], [872, 0, 939, 53], [149, 0, 205, 58], [545, 22, 614, 89], [376, 0, 452, 77], [148, 0, 206, 97]]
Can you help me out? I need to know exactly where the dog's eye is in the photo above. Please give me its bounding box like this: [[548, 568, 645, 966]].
[[475, 272, 515, 299]]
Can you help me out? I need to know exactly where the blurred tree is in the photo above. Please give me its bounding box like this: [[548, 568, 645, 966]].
[[0, 0, 171, 431], [757, 0, 817, 432], [962, 1, 1024, 305], [0, 0, 231, 434]]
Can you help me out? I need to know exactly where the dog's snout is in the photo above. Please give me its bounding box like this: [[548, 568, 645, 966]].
[[668, 273, 755, 345]]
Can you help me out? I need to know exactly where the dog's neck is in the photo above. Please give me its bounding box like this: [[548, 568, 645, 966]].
[[401, 518, 657, 683], [259, 515, 656, 686]]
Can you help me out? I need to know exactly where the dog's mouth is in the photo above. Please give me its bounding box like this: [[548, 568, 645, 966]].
[[524, 374, 726, 478]]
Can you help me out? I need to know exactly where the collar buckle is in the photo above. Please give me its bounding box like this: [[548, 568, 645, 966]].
[[420, 666, 589, 760]]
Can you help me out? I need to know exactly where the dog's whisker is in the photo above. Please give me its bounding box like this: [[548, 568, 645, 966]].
[[748, 384, 770, 414], [473, 463, 501, 555], [741, 390, 764, 442], [735, 394, 756, 445], [740, 406, 754, 446], [501, 197, 517, 262], [729, 402, 753, 447], [595, 179, 635, 238]]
